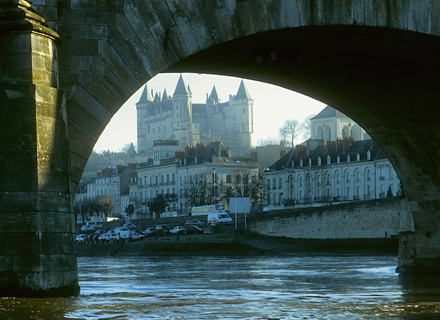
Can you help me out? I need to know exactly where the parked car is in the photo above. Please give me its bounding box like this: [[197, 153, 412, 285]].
[[156, 224, 171, 235], [98, 233, 107, 242], [143, 227, 157, 236], [81, 225, 95, 232], [76, 234, 87, 242], [91, 229, 105, 240], [104, 229, 118, 241], [114, 227, 131, 239], [184, 219, 204, 227], [130, 232, 145, 241], [123, 223, 137, 230], [185, 225, 204, 234], [170, 226, 187, 235]]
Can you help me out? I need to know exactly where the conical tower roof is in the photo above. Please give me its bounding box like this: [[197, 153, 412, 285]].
[[162, 88, 168, 101], [210, 85, 219, 101], [235, 80, 252, 100], [173, 74, 190, 96], [137, 84, 153, 104]]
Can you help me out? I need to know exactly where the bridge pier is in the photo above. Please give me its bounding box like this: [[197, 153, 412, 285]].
[[398, 206, 440, 274], [0, 1, 79, 296]]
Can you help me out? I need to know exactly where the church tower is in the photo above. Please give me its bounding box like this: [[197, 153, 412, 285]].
[[172, 74, 193, 149]]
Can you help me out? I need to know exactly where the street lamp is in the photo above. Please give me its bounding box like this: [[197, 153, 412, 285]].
[[213, 168, 216, 204]]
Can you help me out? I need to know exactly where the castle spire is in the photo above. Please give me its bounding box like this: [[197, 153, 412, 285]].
[[173, 74, 190, 96], [210, 85, 219, 102], [162, 87, 168, 101], [137, 84, 153, 104], [235, 80, 252, 100]]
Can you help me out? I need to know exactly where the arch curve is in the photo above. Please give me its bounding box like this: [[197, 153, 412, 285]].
[[29, 1, 440, 273]]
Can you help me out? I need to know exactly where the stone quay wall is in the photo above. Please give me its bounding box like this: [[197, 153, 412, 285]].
[[248, 198, 403, 239]]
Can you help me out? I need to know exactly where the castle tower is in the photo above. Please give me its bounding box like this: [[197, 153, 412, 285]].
[[136, 84, 154, 153], [229, 80, 254, 155], [172, 74, 193, 148]]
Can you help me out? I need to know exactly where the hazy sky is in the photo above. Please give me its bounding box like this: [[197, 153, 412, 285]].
[[93, 73, 326, 153]]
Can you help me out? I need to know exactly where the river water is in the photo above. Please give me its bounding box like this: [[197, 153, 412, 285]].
[[3, 254, 440, 319]]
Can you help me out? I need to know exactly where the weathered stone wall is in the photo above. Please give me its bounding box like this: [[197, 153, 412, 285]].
[[249, 198, 402, 239]]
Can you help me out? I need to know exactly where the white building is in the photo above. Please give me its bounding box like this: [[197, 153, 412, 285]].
[[129, 140, 260, 218], [263, 106, 399, 209], [136, 74, 254, 156]]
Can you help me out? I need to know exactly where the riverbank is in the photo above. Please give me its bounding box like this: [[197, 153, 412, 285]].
[[75, 234, 399, 257]]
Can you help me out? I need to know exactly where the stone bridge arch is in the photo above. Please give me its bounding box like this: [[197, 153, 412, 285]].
[[2, 0, 440, 296]]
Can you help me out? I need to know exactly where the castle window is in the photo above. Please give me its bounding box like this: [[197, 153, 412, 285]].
[[243, 108, 245, 114]]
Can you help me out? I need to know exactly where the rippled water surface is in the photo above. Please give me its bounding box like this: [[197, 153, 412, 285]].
[[3, 255, 440, 319]]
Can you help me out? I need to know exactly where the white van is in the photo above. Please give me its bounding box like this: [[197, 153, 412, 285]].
[[114, 227, 131, 239], [207, 212, 233, 226]]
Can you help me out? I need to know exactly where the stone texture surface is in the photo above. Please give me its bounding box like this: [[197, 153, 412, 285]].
[[0, 0, 437, 277], [249, 199, 401, 239]]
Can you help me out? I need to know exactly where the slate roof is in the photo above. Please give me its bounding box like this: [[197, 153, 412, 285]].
[[269, 139, 386, 171], [311, 105, 347, 120], [173, 74, 190, 96], [235, 80, 252, 100], [137, 84, 153, 104]]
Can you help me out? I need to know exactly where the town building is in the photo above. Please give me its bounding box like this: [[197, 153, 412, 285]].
[[76, 140, 260, 223], [263, 106, 399, 209], [129, 140, 260, 218], [136, 74, 254, 157]]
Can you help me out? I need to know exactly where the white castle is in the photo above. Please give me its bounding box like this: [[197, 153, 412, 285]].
[[136, 75, 254, 156]]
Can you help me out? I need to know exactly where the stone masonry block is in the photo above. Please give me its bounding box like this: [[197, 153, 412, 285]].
[[298, 0, 312, 26], [127, 36, 159, 76], [80, 71, 123, 113], [116, 12, 136, 40], [248, 0, 269, 32], [85, 11, 115, 26], [71, 85, 112, 125], [0, 233, 75, 257], [71, 0, 97, 11], [189, 16, 213, 50], [17, 269, 78, 290], [98, 41, 141, 92], [67, 113, 101, 148], [173, 14, 200, 54], [0, 212, 73, 233], [142, 37, 170, 71], [0, 191, 71, 213], [124, 0, 154, 42], [164, 25, 190, 60], [149, 22, 179, 65], [107, 27, 150, 85]]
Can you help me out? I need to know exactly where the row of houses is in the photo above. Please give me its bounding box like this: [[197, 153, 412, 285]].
[[75, 141, 260, 223], [263, 138, 400, 210]]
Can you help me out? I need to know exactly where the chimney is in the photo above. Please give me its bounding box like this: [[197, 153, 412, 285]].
[[196, 142, 204, 155], [175, 150, 185, 158], [209, 141, 220, 155], [251, 152, 258, 163], [96, 170, 102, 177]]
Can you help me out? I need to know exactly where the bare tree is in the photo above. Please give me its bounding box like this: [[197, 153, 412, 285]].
[[298, 114, 315, 140], [256, 137, 280, 146], [279, 119, 300, 148], [97, 194, 115, 218], [181, 174, 211, 208], [231, 170, 262, 204]]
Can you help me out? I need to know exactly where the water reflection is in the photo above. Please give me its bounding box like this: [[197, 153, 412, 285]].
[[3, 255, 440, 319]]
